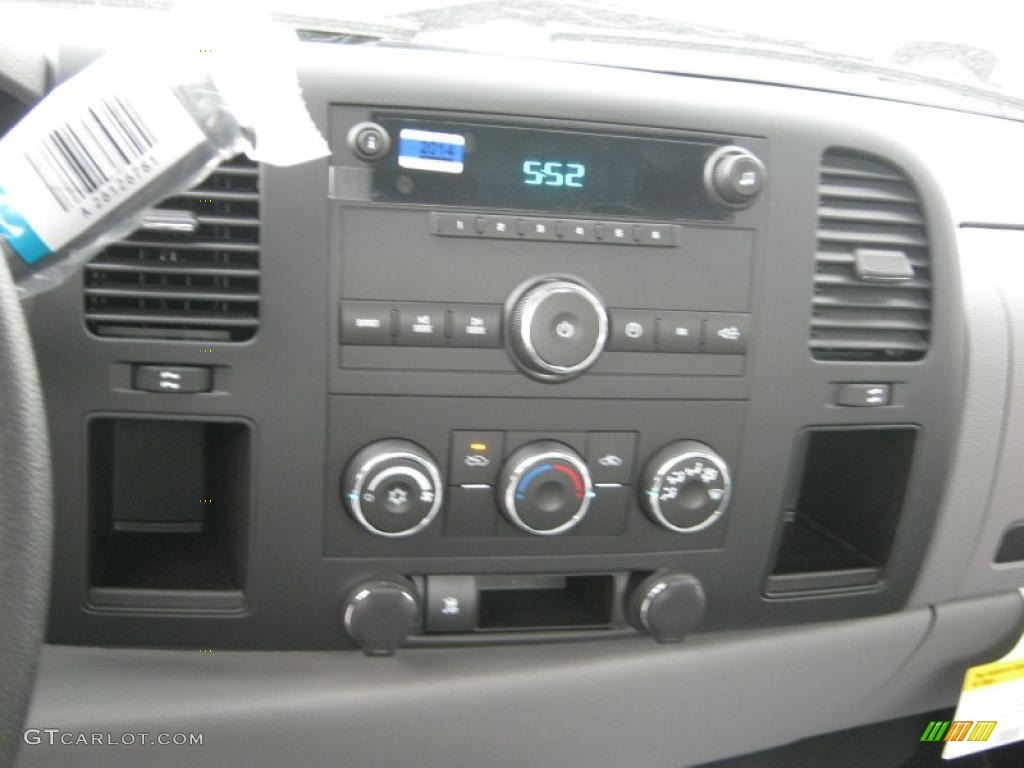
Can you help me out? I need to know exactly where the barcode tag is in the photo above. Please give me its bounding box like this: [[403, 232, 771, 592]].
[[0, 75, 205, 264]]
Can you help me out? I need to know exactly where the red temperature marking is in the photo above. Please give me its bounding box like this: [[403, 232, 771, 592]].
[[554, 463, 584, 499]]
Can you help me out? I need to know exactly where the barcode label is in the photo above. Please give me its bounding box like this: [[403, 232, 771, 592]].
[[0, 69, 205, 264], [26, 96, 157, 212]]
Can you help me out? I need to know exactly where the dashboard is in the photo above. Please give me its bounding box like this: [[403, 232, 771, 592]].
[[9, 35, 1024, 768]]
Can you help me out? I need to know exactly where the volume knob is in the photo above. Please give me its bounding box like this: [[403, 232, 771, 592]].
[[507, 278, 608, 381]]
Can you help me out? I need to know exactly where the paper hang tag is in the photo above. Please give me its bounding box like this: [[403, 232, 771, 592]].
[[940, 590, 1024, 760]]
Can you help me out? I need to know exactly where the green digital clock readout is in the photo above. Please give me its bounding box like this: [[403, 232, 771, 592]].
[[522, 160, 586, 188]]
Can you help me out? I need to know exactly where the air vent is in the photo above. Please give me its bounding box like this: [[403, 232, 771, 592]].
[[810, 149, 930, 361], [85, 156, 260, 341]]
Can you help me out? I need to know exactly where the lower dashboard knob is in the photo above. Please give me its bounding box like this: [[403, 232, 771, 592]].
[[640, 440, 732, 532], [342, 439, 443, 538], [343, 577, 420, 656], [498, 440, 594, 535], [628, 571, 706, 643]]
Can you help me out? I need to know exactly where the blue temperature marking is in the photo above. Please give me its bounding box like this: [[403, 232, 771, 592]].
[[516, 463, 553, 499]]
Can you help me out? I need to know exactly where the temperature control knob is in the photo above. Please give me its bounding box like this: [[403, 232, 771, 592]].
[[498, 441, 594, 535], [507, 278, 608, 381], [704, 145, 766, 207], [640, 440, 732, 533], [342, 440, 443, 538]]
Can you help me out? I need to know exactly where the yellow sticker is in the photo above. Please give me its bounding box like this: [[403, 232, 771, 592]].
[[943, 592, 1024, 760]]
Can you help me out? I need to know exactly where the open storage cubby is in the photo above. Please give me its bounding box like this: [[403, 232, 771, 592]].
[[476, 574, 615, 630], [87, 417, 251, 610], [765, 426, 918, 596]]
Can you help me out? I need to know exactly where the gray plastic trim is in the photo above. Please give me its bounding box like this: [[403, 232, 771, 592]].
[[958, 229, 1024, 597], [910, 227, 1014, 605], [17, 592, 1024, 768]]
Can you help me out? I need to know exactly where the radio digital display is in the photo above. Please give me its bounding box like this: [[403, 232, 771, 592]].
[[371, 115, 729, 221]]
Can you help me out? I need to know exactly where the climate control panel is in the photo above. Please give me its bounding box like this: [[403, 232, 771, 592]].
[[338, 430, 734, 543]]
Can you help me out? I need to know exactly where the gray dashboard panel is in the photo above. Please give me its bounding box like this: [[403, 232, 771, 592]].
[[910, 228, 1015, 605], [958, 229, 1024, 596], [16, 592, 1024, 768]]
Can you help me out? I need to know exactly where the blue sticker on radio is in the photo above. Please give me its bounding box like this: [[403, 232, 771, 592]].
[[398, 129, 466, 174]]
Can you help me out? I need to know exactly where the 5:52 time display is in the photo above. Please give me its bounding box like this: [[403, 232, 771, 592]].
[[522, 160, 586, 188]]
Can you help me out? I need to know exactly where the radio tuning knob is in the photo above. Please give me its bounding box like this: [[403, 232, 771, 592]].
[[507, 278, 608, 381], [704, 146, 766, 207]]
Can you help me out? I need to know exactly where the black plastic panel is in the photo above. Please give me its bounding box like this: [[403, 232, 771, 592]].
[[324, 396, 745, 557], [32, 44, 965, 651]]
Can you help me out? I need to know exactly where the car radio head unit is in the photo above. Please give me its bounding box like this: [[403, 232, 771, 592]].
[[368, 114, 736, 221]]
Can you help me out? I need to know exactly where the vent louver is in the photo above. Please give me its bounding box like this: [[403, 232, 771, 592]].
[[810, 149, 930, 361], [84, 156, 260, 341]]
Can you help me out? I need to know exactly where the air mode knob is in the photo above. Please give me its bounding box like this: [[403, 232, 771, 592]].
[[704, 145, 766, 207], [507, 278, 608, 381], [640, 440, 732, 533], [498, 441, 594, 535], [342, 439, 443, 538]]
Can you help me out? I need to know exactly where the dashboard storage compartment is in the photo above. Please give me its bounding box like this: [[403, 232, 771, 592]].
[[86, 417, 251, 609], [765, 427, 917, 595], [476, 574, 615, 630]]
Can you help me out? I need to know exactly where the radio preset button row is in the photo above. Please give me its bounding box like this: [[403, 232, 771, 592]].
[[432, 212, 677, 247], [340, 301, 501, 349]]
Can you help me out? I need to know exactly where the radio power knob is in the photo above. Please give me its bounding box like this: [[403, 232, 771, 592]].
[[507, 278, 608, 381], [704, 146, 766, 207]]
